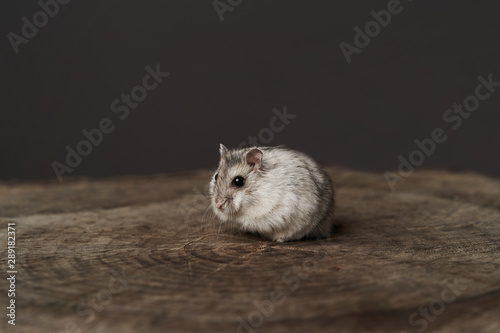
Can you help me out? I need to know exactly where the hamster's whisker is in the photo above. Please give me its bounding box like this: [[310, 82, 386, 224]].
[[217, 219, 223, 237], [204, 211, 216, 233], [201, 202, 214, 229], [229, 210, 235, 236]]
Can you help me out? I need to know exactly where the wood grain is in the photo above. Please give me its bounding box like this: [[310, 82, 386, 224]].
[[1, 167, 499, 333]]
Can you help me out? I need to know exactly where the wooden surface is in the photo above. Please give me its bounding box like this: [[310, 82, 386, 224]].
[[1, 167, 500, 333]]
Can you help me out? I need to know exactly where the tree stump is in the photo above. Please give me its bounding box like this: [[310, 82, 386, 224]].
[[1, 167, 499, 333]]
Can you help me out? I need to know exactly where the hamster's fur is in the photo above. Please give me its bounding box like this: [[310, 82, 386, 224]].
[[209, 144, 334, 242]]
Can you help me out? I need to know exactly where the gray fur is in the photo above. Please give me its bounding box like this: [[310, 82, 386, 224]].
[[209, 145, 335, 242]]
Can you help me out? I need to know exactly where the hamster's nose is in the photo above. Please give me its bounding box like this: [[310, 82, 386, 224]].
[[215, 197, 227, 210]]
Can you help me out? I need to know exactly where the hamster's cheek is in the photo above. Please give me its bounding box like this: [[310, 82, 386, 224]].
[[231, 195, 242, 212]]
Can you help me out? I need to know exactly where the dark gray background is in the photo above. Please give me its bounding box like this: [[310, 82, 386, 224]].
[[1, 0, 499, 181]]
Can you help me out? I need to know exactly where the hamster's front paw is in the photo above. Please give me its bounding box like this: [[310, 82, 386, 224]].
[[273, 236, 287, 243]]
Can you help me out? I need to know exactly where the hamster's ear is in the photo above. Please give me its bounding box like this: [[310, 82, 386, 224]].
[[219, 144, 228, 156], [246, 149, 263, 172]]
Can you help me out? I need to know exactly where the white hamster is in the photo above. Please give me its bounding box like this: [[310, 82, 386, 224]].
[[209, 144, 334, 242]]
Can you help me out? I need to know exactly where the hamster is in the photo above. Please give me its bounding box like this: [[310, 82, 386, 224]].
[[209, 144, 335, 242]]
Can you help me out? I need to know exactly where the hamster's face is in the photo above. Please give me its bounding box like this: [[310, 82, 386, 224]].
[[209, 145, 263, 221]]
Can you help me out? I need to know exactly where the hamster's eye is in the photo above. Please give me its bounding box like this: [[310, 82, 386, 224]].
[[214, 173, 219, 181], [232, 176, 245, 187]]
